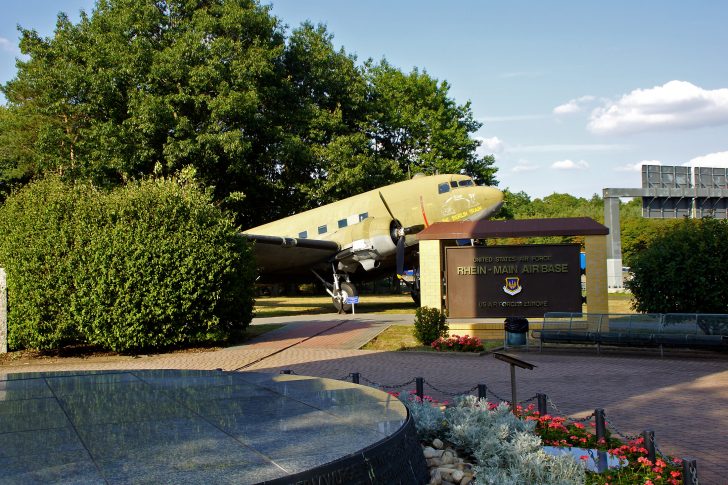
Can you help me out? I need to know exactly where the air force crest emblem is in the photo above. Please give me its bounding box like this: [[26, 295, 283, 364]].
[[503, 276, 522, 296]]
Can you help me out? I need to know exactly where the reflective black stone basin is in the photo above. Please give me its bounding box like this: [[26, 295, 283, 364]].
[[0, 369, 427, 484]]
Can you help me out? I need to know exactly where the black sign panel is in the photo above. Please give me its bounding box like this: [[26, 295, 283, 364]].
[[445, 244, 582, 318]]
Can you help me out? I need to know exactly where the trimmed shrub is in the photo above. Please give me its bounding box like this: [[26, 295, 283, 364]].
[[413, 306, 448, 345], [0, 174, 255, 352]]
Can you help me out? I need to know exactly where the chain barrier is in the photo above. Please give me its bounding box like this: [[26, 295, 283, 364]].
[[546, 396, 594, 422], [483, 387, 509, 403], [359, 376, 418, 390], [422, 380, 480, 397], [279, 369, 297, 375], [685, 459, 700, 485], [518, 394, 539, 405], [569, 413, 595, 423], [605, 418, 641, 442], [334, 373, 352, 381]]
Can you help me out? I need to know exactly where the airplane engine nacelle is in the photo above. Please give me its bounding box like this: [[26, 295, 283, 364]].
[[336, 217, 398, 272]]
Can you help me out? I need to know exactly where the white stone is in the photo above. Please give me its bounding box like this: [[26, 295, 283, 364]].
[[423, 446, 442, 459], [451, 470, 464, 482], [441, 451, 455, 465], [432, 438, 444, 449]]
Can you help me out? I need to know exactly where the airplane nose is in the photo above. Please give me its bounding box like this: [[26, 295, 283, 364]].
[[474, 185, 504, 219]]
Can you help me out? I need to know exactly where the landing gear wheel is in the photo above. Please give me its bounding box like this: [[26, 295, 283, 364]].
[[332, 282, 358, 313]]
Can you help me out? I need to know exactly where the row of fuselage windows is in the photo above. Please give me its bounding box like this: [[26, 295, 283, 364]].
[[298, 212, 369, 239], [438, 179, 474, 194], [295, 180, 475, 239]]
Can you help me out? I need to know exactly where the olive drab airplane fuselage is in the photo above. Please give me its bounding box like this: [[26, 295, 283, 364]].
[[243, 174, 503, 309]]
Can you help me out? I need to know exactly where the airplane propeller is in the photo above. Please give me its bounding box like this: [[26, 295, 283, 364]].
[[378, 192, 424, 276]]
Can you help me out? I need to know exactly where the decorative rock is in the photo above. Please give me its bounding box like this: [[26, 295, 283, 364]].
[[441, 451, 455, 465], [423, 441, 476, 485], [424, 447, 443, 459]]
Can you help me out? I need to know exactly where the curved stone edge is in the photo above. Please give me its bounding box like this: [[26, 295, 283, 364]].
[[258, 409, 428, 485]]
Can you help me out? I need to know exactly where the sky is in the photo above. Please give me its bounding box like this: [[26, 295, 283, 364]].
[[2, 0, 728, 198]]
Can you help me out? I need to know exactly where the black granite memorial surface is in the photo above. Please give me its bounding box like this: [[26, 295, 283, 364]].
[[0, 369, 427, 484]]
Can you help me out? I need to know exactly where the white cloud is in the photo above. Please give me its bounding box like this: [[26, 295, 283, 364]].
[[682, 151, 728, 168], [476, 136, 504, 154], [510, 143, 627, 153], [615, 160, 662, 172], [551, 159, 589, 170], [0, 36, 18, 53], [479, 114, 546, 123], [553, 95, 596, 115], [588, 81, 728, 134], [511, 163, 539, 173]]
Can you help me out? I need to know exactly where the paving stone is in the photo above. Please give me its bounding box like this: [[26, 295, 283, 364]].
[[2, 314, 727, 484]]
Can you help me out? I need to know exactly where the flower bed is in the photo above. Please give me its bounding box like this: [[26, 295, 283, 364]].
[[431, 334, 485, 352], [404, 395, 683, 485], [519, 405, 683, 485]]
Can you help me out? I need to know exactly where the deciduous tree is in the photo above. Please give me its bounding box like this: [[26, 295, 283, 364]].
[[1, 0, 497, 226]]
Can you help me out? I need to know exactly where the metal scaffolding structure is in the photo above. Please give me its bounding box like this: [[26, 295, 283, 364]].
[[603, 165, 728, 289]]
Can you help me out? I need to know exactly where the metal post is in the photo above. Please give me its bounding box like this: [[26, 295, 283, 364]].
[[682, 458, 698, 485], [594, 409, 606, 442], [352, 372, 360, 384], [537, 393, 548, 416], [477, 384, 487, 400], [642, 430, 656, 463], [0, 268, 6, 354], [415, 377, 424, 401], [510, 363, 517, 411]]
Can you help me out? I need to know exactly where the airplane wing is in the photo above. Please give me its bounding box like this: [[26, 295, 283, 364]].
[[244, 234, 340, 276]]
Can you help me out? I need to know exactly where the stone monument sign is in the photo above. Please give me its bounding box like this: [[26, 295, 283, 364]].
[[446, 244, 582, 318]]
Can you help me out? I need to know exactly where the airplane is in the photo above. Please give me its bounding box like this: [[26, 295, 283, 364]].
[[243, 173, 504, 311]]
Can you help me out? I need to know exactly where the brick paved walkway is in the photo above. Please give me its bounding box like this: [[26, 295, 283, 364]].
[[2, 314, 727, 484]]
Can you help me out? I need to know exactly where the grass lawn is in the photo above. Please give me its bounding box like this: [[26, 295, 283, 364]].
[[255, 292, 637, 317], [607, 292, 636, 313], [254, 294, 416, 317], [361, 325, 503, 353]]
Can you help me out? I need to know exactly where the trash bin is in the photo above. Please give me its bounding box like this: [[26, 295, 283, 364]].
[[504, 317, 529, 346]]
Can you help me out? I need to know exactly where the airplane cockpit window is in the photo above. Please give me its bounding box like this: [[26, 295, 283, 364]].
[[338, 219, 347, 229], [298, 230, 307, 238], [318, 224, 327, 235], [358, 212, 368, 221], [458, 179, 474, 187], [438, 182, 450, 194], [450, 181, 458, 188]]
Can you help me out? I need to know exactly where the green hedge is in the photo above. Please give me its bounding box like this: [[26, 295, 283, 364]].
[[627, 218, 728, 314], [0, 175, 255, 352]]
